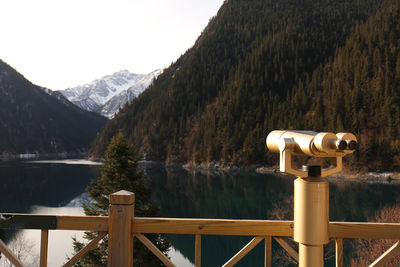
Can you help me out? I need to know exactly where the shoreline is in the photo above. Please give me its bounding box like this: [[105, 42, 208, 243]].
[[5, 155, 399, 183], [0, 152, 88, 162], [254, 166, 400, 183], [180, 161, 400, 182]]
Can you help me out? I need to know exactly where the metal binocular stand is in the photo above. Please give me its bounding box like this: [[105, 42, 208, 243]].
[[266, 130, 357, 267]]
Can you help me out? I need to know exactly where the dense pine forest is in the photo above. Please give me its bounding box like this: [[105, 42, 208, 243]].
[[91, 0, 400, 171], [0, 60, 107, 155]]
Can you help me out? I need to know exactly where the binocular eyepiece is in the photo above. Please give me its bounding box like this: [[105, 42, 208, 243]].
[[335, 139, 357, 151], [266, 130, 357, 157]]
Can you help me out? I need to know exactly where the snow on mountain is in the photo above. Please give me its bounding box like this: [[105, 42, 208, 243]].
[[59, 69, 162, 118]]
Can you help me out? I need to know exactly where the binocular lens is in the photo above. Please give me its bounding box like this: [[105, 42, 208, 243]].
[[347, 140, 357, 150], [336, 140, 347, 150]]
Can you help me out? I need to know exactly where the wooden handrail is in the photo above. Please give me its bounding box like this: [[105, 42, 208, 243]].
[[132, 218, 293, 236], [132, 218, 400, 239], [2, 214, 400, 267], [3, 211, 400, 266], [3, 190, 400, 267], [0, 213, 108, 231], [329, 222, 400, 239], [57, 215, 108, 231], [3, 214, 400, 239]]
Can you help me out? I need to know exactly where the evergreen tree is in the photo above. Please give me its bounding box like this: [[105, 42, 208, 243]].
[[71, 132, 170, 266]]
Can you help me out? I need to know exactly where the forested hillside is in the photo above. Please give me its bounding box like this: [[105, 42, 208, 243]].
[[91, 0, 399, 171], [282, 3, 400, 171], [0, 60, 107, 155]]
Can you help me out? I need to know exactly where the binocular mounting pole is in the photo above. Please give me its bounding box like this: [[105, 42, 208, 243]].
[[294, 165, 329, 267]]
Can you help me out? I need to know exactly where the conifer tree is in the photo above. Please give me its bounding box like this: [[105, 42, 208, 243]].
[[71, 132, 170, 266]]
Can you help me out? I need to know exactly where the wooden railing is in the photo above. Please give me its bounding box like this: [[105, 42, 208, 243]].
[[1, 190, 400, 266]]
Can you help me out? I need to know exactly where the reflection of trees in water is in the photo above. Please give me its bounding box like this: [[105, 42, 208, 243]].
[[0, 162, 99, 212], [0, 161, 100, 246], [147, 165, 400, 266], [151, 166, 293, 220], [329, 181, 400, 222], [150, 166, 296, 266]]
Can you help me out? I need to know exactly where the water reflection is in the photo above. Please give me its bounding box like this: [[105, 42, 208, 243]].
[[148, 166, 294, 266], [1, 161, 400, 266], [149, 166, 293, 220], [146, 164, 400, 266], [0, 160, 99, 212], [0, 160, 99, 266], [329, 179, 400, 222]]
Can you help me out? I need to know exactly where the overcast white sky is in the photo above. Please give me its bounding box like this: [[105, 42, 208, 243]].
[[0, 0, 224, 90]]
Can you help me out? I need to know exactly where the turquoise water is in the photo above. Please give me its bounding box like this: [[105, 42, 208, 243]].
[[1, 160, 399, 266]]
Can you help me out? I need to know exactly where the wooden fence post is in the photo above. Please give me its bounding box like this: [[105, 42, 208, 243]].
[[108, 190, 135, 267]]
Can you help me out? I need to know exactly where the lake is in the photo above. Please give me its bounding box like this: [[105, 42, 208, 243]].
[[1, 160, 399, 266]]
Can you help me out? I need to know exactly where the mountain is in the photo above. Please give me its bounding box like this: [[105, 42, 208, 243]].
[[0, 59, 107, 156], [60, 69, 162, 118], [91, 0, 399, 171], [292, 3, 400, 171]]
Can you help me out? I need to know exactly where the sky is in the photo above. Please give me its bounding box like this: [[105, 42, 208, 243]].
[[0, 0, 225, 90]]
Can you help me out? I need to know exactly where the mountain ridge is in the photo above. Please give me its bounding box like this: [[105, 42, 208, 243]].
[[60, 69, 162, 118], [0, 59, 107, 156]]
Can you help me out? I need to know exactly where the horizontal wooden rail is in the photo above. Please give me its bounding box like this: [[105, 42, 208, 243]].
[[0, 214, 108, 231], [133, 218, 294, 236], [3, 213, 400, 239], [133, 218, 400, 239], [329, 222, 400, 239], [57, 215, 108, 231], [0, 214, 58, 229]]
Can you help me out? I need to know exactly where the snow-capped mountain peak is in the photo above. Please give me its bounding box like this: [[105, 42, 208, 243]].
[[59, 69, 161, 118]]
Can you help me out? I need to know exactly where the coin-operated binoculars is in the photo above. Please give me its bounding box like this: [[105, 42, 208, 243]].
[[266, 130, 357, 267]]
